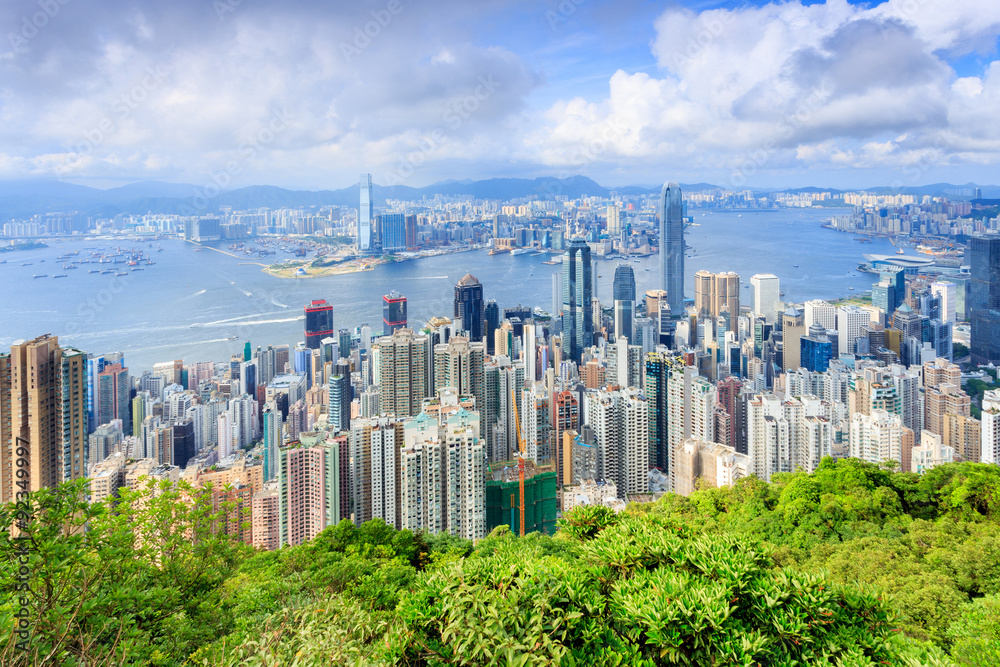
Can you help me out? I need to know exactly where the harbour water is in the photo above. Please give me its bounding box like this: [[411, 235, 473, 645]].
[[0, 207, 894, 371]]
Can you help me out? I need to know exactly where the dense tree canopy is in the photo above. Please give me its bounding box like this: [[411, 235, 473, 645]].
[[2, 459, 999, 665]]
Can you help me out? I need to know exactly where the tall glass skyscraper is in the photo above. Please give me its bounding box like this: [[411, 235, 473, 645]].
[[612, 263, 636, 343], [659, 181, 684, 318], [382, 291, 407, 335], [484, 300, 500, 354], [562, 238, 593, 362], [970, 234, 1000, 364], [454, 274, 485, 341], [358, 173, 373, 254], [304, 299, 334, 350], [380, 213, 406, 252], [800, 323, 833, 372]]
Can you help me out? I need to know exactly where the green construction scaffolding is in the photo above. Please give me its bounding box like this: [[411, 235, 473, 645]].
[[485, 460, 558, 536]]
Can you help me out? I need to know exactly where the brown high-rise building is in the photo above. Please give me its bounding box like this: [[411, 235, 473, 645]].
[[1, 335, 88, 503], [552, 391, 579, 488], [923, 357, 961, 391], [715, 377, 743, 453], [582, 359, 606, 389], [925, 383, 970, 437], [376, 328, 430, 418], [694, 270, 741, 331], [943, 413, 981, 463], [782, 307, 806, 374]]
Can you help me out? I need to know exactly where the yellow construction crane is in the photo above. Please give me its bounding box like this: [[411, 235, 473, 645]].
[[510, 389, 526, 536]]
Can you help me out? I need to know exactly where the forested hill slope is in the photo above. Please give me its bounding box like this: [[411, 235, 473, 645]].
[[2, 459, 999, 665]]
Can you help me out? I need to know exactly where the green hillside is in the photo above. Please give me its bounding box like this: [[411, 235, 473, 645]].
[[3, 459, 999, 666]]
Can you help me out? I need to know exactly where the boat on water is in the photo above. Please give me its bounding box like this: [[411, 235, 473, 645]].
[[116, 271, 128, 276], [53, 274, 67, 278], [89, 270, 100, 274], [22, 262, 31, 266], [33, 274, 47, 278]]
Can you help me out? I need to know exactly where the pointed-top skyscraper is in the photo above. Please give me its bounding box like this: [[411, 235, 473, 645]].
[[659, 181, 684, 318], [358, 173, 373, 254], [562, 238, 593, 363]]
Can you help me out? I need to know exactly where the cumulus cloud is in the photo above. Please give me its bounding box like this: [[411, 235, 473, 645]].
[[0, 0, 998, 189], [538, 0, 1000, 186], [0, 0, 541, 186]]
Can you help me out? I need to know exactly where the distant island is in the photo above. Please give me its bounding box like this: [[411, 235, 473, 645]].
[[0, 241, 47, 252], [262, 244, 480, 279]]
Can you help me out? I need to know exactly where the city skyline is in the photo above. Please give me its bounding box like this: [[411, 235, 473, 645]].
[[2, 1, 999, 190], [4, 1, 1000, 663]]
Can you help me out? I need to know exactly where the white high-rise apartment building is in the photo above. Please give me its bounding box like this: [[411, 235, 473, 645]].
[[494, 359, 525, 463], [350, 416, 405, 527], [400, 389, 486, 541], [804, 299, 837, 330], [524, 324, 536, 386], [837, 305, 871, 356], [606, 204, 621, 236], [521, 384, 552, 465], [747, 394, 828, 481], [664, 366, 715, 489], [982, 390, 1000, 465], [583, 387, 648, 498], [849, 410, 903, 467], [931, 281, 957, 323], [750, 274, 781, 324]]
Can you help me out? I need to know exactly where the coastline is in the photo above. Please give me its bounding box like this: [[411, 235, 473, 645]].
[[261, 244, 482, 279]]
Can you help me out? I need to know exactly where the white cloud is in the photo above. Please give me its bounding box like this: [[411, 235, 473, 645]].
[[536, 0, 1000, 185], [0, 0, 998, 188]]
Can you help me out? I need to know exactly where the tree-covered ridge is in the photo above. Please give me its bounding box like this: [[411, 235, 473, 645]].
[[2, 460, 999, 666]]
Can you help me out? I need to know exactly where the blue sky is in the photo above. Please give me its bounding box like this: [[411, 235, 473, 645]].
[[1, 0, 999, 191]]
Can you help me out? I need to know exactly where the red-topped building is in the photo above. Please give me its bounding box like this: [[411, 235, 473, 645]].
[[304, 299, 333, 349]]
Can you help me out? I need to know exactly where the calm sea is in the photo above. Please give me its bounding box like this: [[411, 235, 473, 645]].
[[0, 207, 892, 371]]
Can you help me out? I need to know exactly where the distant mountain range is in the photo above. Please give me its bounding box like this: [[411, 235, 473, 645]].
[[1, 177, 998, 219]]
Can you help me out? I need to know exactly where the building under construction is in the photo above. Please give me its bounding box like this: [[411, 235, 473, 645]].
[[485, 459, 558, 536]]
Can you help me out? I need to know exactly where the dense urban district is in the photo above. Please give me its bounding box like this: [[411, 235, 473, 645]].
[[2, 177, 1000, 665]]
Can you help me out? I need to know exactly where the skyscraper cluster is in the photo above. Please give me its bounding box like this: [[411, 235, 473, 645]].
[[6, 175, 999, 556]]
